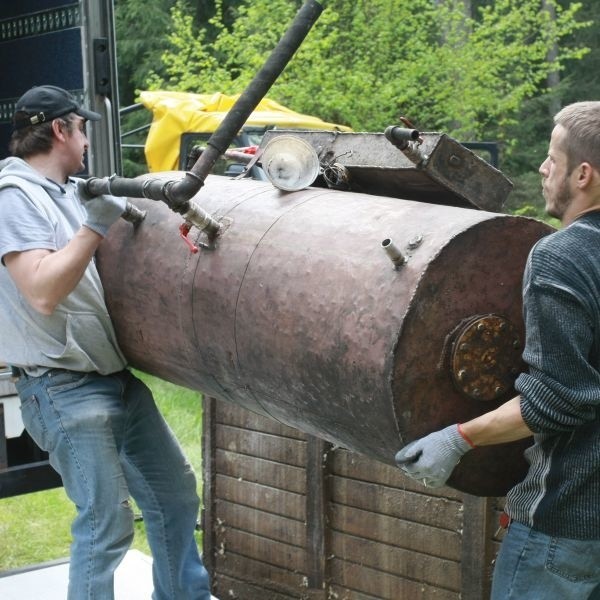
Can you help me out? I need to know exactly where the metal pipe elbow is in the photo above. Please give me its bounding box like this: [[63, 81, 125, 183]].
[[164, 172, 204, 213]]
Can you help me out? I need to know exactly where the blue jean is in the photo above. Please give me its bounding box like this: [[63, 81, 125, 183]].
[[491, 521, 600, 600], [17, 368, 211, 600]]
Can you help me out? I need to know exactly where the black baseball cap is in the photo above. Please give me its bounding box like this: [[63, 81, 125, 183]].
[[13, 85, 101, 130]]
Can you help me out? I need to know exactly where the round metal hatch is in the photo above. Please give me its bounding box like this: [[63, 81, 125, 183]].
[[450, 314, 523, 402]]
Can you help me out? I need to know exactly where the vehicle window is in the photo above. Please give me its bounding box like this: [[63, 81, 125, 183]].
[[180, 130, 266, 175]]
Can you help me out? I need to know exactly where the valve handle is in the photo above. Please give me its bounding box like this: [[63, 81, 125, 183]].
[[179, 222, 199, 254]]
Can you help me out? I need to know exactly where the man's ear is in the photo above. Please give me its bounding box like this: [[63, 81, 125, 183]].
[[51, 119, 67, 142], [576, 162, 595, 189]]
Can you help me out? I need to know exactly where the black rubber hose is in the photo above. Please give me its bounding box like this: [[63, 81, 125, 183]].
[[86, 1, 324, 215]]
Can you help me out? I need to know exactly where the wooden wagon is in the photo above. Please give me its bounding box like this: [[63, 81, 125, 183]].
[[202, 397, 506, 600]]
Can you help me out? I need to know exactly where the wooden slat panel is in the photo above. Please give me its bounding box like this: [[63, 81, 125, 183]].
[[331, 531, 460, 591], [328, 584, 387, 600], [216, 402, 306, 440], [461, 495, 495, 600], [216, 499, 306, 547], [217, 548, 306, 598], [330, 504, 460, 560], [216, 425, 307, 467], [330, 475, 462, 531], [329, 557, 459, 600], [215, 528, 307, 572], [332, 449, 463, 501], [306, 436, 328, 590], [214, 571, 306, 600], [215, 474, 305, 520], [207, 402, 501, 599], [216, 448, 306, 494], [202, 397, 217, 575]]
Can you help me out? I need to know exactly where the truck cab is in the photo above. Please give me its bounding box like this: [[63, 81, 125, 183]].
[[121, 90, 351, 177]]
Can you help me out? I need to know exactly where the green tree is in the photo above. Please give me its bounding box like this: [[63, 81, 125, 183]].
[[147, 0, 588, 144], [115, 0, 243, 106], [558, 0, 600, 104], [145, 0, 234, 93], [115, 0, 176, 106]]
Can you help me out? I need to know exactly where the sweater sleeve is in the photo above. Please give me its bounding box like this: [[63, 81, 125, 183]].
[[0, 187, 57, 262], [516, 245, 600, 434]]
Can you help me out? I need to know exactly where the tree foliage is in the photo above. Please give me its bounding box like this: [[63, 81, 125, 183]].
[[114, 0, 240, 104], [114, 0, 176, 105], [146, 0, 588, 146]]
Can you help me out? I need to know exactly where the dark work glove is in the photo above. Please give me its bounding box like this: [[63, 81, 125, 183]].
[[77, 179, 126, 237], [395, 424, 474, 488]]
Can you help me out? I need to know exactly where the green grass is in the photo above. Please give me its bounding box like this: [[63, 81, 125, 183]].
[[0, 372, 204, 571]]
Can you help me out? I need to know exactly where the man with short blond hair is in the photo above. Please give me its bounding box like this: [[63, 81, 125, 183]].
[[396, 101, 600, 599]]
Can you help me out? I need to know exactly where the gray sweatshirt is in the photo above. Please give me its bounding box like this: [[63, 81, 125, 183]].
[[0, 157, 126, 375]]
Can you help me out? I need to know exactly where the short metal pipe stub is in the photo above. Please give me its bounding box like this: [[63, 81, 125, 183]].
[[381, 238, 406, 268]]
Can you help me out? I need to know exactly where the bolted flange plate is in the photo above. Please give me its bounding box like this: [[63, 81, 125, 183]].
[[450, 314, 523, 402]]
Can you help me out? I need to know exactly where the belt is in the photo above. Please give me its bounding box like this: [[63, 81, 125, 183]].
[[11, 366, 29, 380], [12, 367, 121, 381], [11, 366, 73, 380]]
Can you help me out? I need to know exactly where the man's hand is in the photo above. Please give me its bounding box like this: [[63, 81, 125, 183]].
[[395, 424, 474, 488], [77, 180, 126, 237]]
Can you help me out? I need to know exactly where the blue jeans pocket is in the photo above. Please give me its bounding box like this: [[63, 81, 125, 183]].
[[19, 394, 50, 452], [546, 537, 600, 582]]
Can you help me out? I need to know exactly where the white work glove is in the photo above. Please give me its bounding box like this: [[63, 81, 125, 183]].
[[77, 179, 127, 237], [395, 424, 474, 488]]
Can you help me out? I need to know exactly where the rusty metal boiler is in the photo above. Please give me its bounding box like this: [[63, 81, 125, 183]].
[[97, 173, 551, 497]]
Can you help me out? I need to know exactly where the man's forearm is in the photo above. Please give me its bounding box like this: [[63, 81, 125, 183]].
[[460, 395, 533, 447]]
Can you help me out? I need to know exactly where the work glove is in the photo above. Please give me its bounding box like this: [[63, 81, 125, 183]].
[[395, 424, 474, 488], [77, 179, 127, 237]]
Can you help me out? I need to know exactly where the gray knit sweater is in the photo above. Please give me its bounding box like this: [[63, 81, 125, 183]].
[[506, 212, 600, 540]]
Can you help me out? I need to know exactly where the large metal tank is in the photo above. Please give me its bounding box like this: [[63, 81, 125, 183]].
[[98, 173, 552, 496]]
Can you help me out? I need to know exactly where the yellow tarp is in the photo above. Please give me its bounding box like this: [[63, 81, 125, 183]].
[[139, 90, 352, 172]]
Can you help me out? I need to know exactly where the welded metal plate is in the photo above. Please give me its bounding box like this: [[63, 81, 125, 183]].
[[260, 130, 512, 211]]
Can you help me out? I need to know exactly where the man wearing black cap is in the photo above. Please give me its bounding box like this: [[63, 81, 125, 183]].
[[0, 85, 215, 599]]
